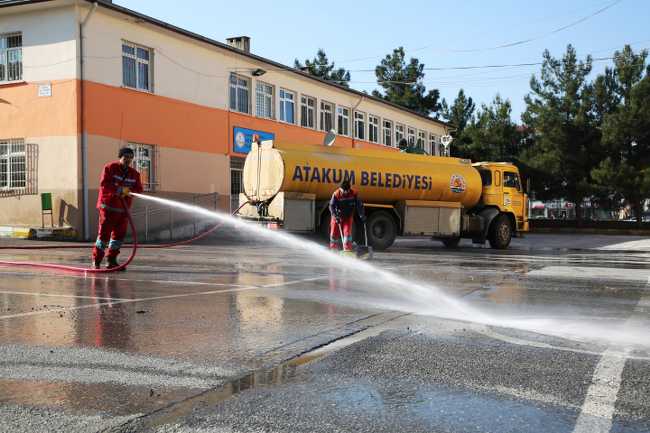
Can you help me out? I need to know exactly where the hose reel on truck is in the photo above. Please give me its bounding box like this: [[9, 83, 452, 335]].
[[239, 140, 528, 250]]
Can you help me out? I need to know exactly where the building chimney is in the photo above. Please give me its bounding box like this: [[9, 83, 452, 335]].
[[226, 36, 251, 53]]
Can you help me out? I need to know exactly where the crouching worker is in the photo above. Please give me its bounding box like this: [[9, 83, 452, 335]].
[[92, 147, 143, 270], [329, 179, 366, 252]]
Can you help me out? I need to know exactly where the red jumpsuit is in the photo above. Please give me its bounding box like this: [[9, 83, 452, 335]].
[[92, 162, 143, 262], [329, 188, 364, 251]]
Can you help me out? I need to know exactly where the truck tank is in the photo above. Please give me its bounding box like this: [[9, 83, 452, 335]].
[[243, 142, 483, 209]]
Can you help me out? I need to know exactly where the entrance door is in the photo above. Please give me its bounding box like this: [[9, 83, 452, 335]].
[[230, 157, 245, 212]]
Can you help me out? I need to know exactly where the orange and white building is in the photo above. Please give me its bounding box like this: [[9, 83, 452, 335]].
[[0, 0, 449, 240]]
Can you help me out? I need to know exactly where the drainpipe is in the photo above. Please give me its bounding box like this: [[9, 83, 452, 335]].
[[79, 1, 98, 240]]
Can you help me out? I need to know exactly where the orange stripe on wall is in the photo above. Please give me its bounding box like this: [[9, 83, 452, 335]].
[[0, 79, 398, 154], [0, 80, 78, 138], [84, 81, 398, 155]]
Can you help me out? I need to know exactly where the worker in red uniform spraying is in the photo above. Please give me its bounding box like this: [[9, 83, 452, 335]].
[[329, 179, 366, 253], [92, 147, 143, 270]]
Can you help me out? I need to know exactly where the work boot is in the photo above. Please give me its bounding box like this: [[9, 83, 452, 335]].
[[91, 259, 102, 270], [106, 256, 126, 271]]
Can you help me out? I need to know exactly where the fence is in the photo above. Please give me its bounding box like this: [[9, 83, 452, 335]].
[[128, 192, 220, 242]]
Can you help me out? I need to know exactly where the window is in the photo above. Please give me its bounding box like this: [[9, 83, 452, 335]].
[[0, 33, 22, 82], [429, 133, 438, 156], [417, 131, 426, 151], [320, 101, 334, 132], [395, 124, 405, 146], [407, 127, 416, 146], [0, 139, 26, 190], [337, 106, 350, 136], [300, 95, 316, 128], [128, 142, 157, 191], [383, 120, 393, 147], [122, 41, 152, 92], [478, 169, 492, 186], [354, 111, 365, 140], [368, 115, 379, 143], [255, 82, 274, 119], [279, 89, 296, 124], [229, 73, 250, 114], [503, 172, 521, 191], [230, 157, 245, 212]]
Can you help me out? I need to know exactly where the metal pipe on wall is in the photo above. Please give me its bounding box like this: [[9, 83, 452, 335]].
[[79, 1, 98, 240]]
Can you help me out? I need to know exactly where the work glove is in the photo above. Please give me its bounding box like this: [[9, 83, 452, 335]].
[[360, 215, 367, 223], [335, 216, 341, 225], [116, 186, 130, 197]]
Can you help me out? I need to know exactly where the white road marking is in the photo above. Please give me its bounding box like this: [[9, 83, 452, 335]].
[[529, 266, 650, 283], [0, 290, 129, 301], [0, 275, 328, 321], [572, 278, 650, 433], [572, 349, 628, 433], [0, 286, 259, 320]]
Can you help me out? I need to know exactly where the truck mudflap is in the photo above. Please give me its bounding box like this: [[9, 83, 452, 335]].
[[472, 207, 500, 244]]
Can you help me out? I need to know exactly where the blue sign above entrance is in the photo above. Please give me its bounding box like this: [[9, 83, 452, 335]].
[[232, 127, 275, 154]]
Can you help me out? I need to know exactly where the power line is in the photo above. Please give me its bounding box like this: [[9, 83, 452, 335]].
[[333, 0, 624, 65]]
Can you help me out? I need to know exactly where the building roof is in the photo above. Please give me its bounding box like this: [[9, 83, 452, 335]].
[[1, 0, 449, 129]]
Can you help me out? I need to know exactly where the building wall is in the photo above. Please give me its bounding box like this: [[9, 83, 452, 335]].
[[0, 3, 80, 230], [1, 1, 448, 237]]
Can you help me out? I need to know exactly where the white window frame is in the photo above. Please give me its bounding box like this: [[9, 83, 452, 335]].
[[383, 119, 393, 147], [407, 127, 416, 146], [279, 88, 296, 124], [229, 73, 251, 114], [127, 142, 157, 192], [255, 81, 274, 119], [0, 33, 22, 83], [429, 133, 438, 156], [0, 138, 26, 190], [300, 95, 316, 129], [368, 115, 379, 143], [354, 111, 366, 140], [337, 106, 350, 136], [320, 100, 334, 132], [417, 130, 426, 151], [122, 41, 153, 92], [395, 124, 405, 146]]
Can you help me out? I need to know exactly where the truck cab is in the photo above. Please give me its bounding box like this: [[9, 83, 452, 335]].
[[473, 162, 530, 233]]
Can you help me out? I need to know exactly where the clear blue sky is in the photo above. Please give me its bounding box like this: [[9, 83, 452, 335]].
[[116, 0, 650, 122]]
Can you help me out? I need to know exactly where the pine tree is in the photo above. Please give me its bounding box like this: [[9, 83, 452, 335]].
[[372, 47, 440, 116], [592, 46, 649, 225], [294, 49, 350, 87], [521, 45, 601, 221]]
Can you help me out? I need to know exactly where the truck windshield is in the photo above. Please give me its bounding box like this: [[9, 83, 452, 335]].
[[478, 169, 492, 186]]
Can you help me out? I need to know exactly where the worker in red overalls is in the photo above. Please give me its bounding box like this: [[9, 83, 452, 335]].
[[92, 147, 143, 270], [329, 179, 366, 252]]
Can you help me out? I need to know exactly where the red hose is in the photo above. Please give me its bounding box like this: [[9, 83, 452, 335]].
[[0, 198, 137, 273], [0, 200, 248, 272]]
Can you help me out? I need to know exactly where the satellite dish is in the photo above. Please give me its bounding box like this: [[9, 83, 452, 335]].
[[323, 129, 336, 147]]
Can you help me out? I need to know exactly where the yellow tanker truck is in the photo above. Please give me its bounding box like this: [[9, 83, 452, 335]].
[[239, 140, 529, 250]]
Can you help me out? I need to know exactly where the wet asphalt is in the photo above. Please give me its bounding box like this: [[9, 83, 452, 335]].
[[0, 233, 648, 433]]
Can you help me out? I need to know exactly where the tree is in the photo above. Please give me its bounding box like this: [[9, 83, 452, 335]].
[[372, 47, 440, 116], [592, 46, 649, 225], [440, 89, 475, 158], [461, 95, 520, 162], [441, 89, 475, 133], [294, 49, 351, 87], [521, 45, 602, 220]]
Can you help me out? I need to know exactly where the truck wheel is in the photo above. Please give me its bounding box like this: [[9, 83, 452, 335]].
[[441, 237, 461, 248], [366, 211, 397, 251], [488, 214, 512, 249]]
